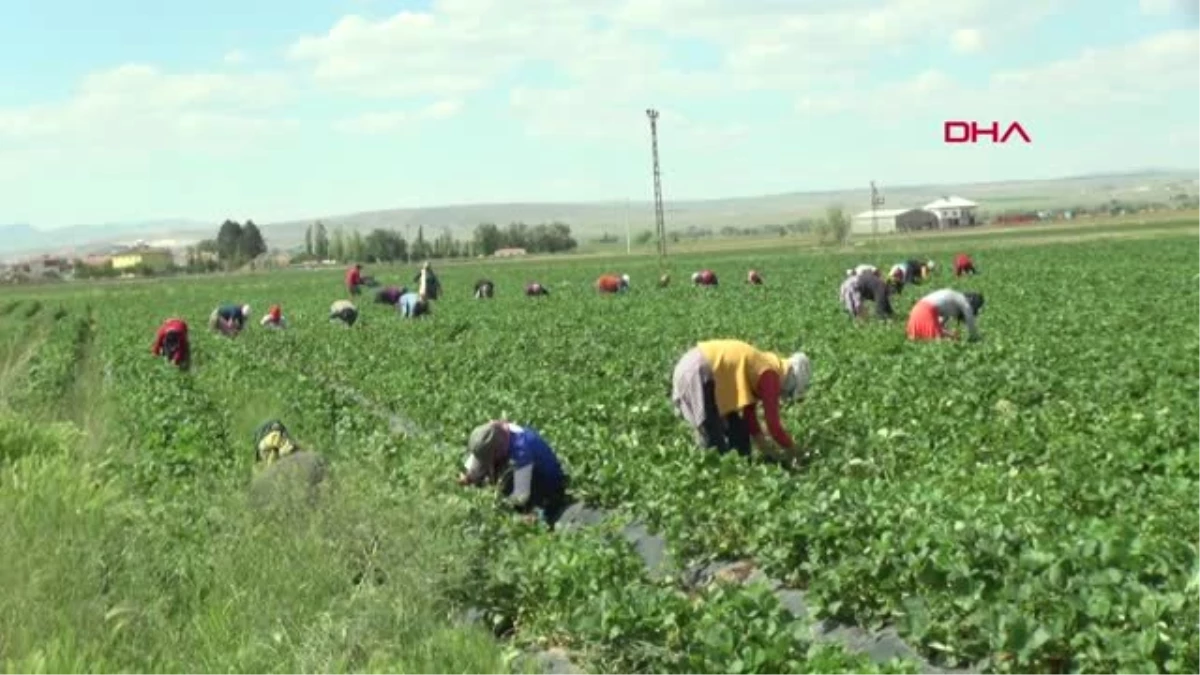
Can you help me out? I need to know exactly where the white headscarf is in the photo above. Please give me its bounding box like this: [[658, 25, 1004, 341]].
[[241, 304, 252, 317], [781, 352, 812, 401]]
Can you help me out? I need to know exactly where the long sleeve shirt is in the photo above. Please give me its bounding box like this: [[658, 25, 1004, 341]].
[[345, 267, 362, 288], [921, 288, 979, 339], [474, 280, 494, 298], [696, 340, 795, 450], [151, 319, 189, 364], [740, 370, 794, 449], [398, 292, 427, 318], [525, 283, 548, 296], [695, 270, 717, 285], [857, 273, 894, 318], [463, 423, 566, 508]]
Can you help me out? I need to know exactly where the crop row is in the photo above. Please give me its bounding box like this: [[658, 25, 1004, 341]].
[[182, 237, 1198, 673], [73, 289, 907, 673]]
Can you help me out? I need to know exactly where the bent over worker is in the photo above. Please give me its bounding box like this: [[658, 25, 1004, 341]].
[[251, 420, 329, 510], [906, 288, 985, 342], [260, 304, 287, 329], [474, 279, 495, 299], [840, 271, 895, 320], [525, 282, 550, 297], [151, 317, 190, 369], [747, 269, 764, 285], [457, 420, 571, 525], [596, 273, 630, 294], [375, 286, 406, 305], [954, 254, 978, 277], [329, 299, 359, 326], [209, 304, 250, 336], [346, 264, 364, 295], [398, 291, 431, 318], [671, 340, 811, 459], [691, 269, 718, 286]]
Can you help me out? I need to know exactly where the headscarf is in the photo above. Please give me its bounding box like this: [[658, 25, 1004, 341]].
[[241, 304, 252, 318], [781, 352, 812, 401]]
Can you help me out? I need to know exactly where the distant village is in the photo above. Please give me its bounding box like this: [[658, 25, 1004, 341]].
[[2, 186, 1194, 285]]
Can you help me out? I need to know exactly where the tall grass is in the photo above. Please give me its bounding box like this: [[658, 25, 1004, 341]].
[[0, 415, 519, 673]]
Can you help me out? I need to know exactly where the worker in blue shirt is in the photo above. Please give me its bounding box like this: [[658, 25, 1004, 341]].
[[457, 420, 570, 524], [398, 291, 431, 318]]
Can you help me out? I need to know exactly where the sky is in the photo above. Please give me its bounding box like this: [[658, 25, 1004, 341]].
[[0, 0, 1197, 229]]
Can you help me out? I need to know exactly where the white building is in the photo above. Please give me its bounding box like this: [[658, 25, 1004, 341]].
[[923, 196, 979, 228], [850, 208, 939, 235]]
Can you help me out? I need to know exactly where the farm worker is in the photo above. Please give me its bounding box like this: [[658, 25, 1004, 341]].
[[375, 285, 406, 305], [250, 420, 328, 510], [954, 254, 978, 277], [596, 274, 629, 293], [846, 264, 879, 278], [525, 282, 550, 297], [474, 279, 496, 299], [659, 273, 671, 288], [398, 291, 431, 318], [923, 259, 937, 278], [209, 304, 250, 336], [906, 289, 985, 342], [457, 420, 570, 524], [346, 263, 364, 295], [839, 271, 895, 320], [670, 340, 812, 459], [747, 269, 764, 285], [329, 299, 359, 326], [414, 262, 441, 300], [691, 270, 718, 286], [151, 317, 190, 368], [259, 304, 287, 329]]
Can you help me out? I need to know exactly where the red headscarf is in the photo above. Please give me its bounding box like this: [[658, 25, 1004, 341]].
[[268, 304, 282, 320]]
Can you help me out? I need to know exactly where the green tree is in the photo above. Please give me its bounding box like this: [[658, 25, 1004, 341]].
[[216, 219, 243, 266], [240, 220, 268, 261], [330, 226, 346, 262], [314, 221, 330, 259]]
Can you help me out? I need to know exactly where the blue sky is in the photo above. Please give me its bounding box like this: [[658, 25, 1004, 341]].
[[0, 0, 1196, 229]]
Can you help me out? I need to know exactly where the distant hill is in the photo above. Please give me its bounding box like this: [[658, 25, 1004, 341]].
[[256, 170, 1198, 248], [2, 170, 1195, 258], [0, 219, 211, 260]]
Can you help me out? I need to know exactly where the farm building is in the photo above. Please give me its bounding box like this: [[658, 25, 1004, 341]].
[[493, 247, 528, 258], [112, 246, 173, 272], [923, 196, 979, 228], [851, 208, 939, 235]]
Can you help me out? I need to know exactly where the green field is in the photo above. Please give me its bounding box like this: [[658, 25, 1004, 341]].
[[1, 222, 1197, 673]]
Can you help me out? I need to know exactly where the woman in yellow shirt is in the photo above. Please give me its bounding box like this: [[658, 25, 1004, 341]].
[[670, 340, 811, 458]]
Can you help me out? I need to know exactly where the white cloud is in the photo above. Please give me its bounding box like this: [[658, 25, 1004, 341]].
[[794, 29, 1200, 117], [0, 64, 295, 159], [223, 49, 247, 65], [334, 100, 463, 134], [950, 28, 985, 54], [287, 0, 1064, 144]]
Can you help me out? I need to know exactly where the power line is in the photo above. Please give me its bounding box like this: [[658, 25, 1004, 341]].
[[646, 108, 667, 267]]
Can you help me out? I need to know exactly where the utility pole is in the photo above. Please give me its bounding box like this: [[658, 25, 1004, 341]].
[[625, 198, 631, 255], [870, 180, 885, 240], [646, 108, 667, 267]]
